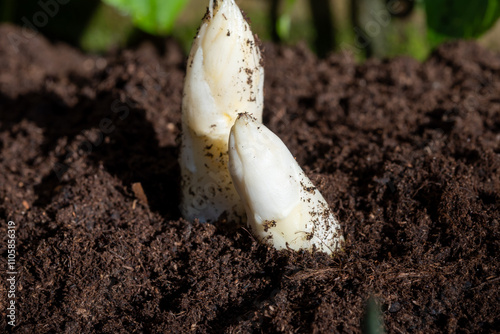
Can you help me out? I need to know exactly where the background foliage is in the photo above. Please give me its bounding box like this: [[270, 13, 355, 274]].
[[425, 0, 500, 45], [1, 0, 499, 60], [102, 0, 189, 35]]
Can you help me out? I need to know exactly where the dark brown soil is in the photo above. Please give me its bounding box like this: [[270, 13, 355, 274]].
[[1, 23, 499, 333]]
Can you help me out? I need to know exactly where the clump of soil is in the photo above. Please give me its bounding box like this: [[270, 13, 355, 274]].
[[0, 23, 499, 333]]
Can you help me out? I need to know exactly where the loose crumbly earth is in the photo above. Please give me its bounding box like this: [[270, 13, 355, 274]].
[[0, 24, 499, 333]]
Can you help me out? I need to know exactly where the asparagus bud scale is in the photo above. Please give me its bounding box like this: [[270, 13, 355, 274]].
[[180, 0, 264, 223]]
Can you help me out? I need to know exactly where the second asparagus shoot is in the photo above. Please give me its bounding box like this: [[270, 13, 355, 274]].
[[228, 114, 344, 254]]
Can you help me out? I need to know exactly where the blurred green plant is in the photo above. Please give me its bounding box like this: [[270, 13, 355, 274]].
[[102, 0, 189, 35], [425, 0, 500, 45], [362, 296, 385, 334], [80, 3, 134, 52], [2, 0, 500, 58], [276, 0, 297, 40]]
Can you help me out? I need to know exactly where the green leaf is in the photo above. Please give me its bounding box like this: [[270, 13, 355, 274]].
[[362, 296, 385, 334], [425, 0, 500, 45], [80, 3, 134, 53], [276, 0, 298, 40], [103, 0, 189, 35]]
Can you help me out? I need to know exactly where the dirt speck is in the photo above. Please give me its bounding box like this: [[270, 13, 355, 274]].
[[263, 220, 277, 232]]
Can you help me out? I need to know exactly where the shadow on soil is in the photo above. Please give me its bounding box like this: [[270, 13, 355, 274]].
[[0, 83, 181, 220]]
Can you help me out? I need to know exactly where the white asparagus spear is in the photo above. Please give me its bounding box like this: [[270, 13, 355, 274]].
[[228, 113, 344, 254], [179, 0, 264, 223]]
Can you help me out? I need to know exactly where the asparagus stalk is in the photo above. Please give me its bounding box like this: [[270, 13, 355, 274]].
[[228, 113, 344, 254], [179, 0, 264, 223]]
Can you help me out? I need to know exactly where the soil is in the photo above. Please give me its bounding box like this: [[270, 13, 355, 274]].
[[0, 23, 499, 333]]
